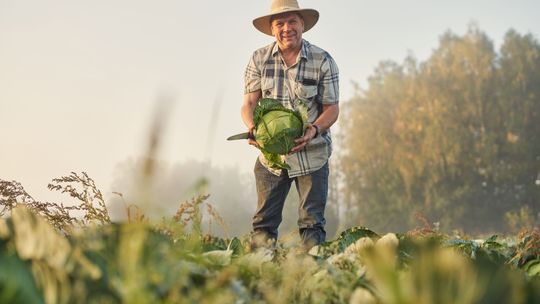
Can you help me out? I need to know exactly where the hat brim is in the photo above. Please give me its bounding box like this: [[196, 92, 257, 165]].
[[252, 9, 319, 36]]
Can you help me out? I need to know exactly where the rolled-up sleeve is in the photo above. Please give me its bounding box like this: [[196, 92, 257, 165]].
[[318, 56, 339, 105], [244, 54, 261, 94]]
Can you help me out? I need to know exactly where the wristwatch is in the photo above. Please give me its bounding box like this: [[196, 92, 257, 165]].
[[313, 124, 320, 138]]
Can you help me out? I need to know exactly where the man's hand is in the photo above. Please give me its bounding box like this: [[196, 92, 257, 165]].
[[242, 91, 262, 149], [247, 126, 260, 149], [289, 124, 317, 154], [289, 104, 339, 154]]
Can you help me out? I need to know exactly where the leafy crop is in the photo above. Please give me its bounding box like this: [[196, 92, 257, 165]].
[[253, 98, 308, 169], [1, 174, 540, 304]]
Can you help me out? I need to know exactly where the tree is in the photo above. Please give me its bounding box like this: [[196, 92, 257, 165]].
[[339, 25, 540, 233]]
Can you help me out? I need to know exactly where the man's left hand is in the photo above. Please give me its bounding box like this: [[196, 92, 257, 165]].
[[289, 124, 317, 154]]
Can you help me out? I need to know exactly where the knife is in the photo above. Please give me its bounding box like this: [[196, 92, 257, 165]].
[[227, 132, 255, 141]]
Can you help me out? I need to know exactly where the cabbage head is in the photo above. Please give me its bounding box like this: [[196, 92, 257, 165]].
[[253, 98, 308, 169]]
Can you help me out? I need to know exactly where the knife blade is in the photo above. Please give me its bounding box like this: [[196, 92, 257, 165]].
[[227, 132, 255, 141]]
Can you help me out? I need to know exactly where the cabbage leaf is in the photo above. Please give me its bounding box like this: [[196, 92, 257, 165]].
[[253, 98, 308, 169]]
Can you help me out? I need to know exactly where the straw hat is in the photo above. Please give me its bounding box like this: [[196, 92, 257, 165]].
[[253, 0, 319, 36]]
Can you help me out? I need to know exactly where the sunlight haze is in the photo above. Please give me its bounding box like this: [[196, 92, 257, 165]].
[[1, 0, 538, 204]]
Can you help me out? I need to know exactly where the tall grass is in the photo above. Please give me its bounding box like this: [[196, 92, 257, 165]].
[[1, 173, 540, 303]]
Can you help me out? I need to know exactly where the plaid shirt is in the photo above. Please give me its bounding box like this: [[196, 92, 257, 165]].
[[244, 39, 339, 177]]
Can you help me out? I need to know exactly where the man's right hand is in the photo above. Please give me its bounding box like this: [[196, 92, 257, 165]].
[[241, 91, 262, 149], [247, 126, 260, 149]]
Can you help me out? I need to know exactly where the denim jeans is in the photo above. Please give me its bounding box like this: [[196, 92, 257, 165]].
[[252, 158, 329, 248]]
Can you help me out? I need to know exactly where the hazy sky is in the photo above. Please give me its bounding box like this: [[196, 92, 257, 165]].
[[1, 0, 539, 202]]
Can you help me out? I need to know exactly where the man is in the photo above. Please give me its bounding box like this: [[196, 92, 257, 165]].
[[241, 0, 339, 249]]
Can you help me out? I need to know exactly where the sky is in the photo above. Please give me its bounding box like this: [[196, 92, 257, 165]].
[[1, 0, 539, 204]]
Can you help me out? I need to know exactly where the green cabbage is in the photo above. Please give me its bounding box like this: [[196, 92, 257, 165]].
[[253, 98, 308, 169]]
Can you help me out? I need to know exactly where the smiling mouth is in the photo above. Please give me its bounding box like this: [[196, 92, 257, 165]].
[[281, 30, 297, 39]]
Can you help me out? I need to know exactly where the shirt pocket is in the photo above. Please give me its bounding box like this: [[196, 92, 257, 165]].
[[261, 78, 275, 98], [295, 84, 318, 101]]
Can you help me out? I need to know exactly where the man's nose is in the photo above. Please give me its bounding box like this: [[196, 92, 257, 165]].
[[283, 22, 290, 31]]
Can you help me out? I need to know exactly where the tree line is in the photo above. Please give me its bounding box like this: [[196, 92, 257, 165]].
[[337, 25, 540, 234]]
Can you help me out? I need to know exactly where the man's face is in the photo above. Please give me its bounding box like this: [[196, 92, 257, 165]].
[[270, 12, 304, 52]]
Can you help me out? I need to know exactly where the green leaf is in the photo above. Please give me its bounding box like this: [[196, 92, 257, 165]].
[[261, 151, 289, 170], [227, 237, 244, 256], [252, 98, 306, 169], [332, 226, 379, 253], [484, 235, 498, 243], [295, 99, 309, 128], [0, 254, 44, 304], [522, 259, 540, 277], [202, 250, 233, 266]]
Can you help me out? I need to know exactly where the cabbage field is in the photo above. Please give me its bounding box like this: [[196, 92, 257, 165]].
[[1, 173, 539, 304]]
